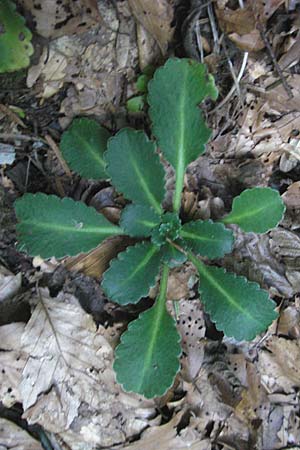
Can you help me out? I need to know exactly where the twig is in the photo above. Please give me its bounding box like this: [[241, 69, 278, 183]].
[[256, 21, 293, 99], [45, 134, 72, 177], [208, 51, 249, 114], [0, 132, 45, 143]]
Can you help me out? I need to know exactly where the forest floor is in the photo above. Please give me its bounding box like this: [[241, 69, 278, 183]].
[[1, 1, 300, 449]]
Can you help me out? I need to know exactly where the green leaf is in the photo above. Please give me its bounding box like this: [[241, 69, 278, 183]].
[[180, 220, 233, 259], [136, 74, 151, 93], [148, 58, 218, 211], [15, 194, 121, 258], [189, 254, 278, 341], [102, 241, 162, 305], [114, 265, 181, 398], [222, 187, 285, 233], [60, 118, 110, 179], [105, 129, 165, 214], [127, 95, 146, 112], [161, 242, 187, 268], [120, 204, 160, 237], [0, 0, 33, 73]]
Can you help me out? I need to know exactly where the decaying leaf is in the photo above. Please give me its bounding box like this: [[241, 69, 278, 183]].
[[20, 0, 101, 38], [258, 336, 300, 393], [128, 0, 174, 54], [0, 418, 43, 450], [0, 322, 26, 407], [19, 289, 155, 448], [0, 265, 21, 303]]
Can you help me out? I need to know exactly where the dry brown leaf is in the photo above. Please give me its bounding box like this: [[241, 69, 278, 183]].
[[263, 75, 300, 113], [166, 263, 196, 301], [0, 265, 21, 303], [120, 412, 211, 450], [21, 0, 101, 38], [0, 323, 26, 407], [128, 0, 174, 54], [215, 0, 285, 51], [177, 300, 206, 381], [19, 289, 154, 448], [258, 337, 300, 393], [0, 418, 43, 450]]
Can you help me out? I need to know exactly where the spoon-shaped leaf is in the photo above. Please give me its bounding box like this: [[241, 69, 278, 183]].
[[15, 194, 122, 258], [222, 187, 285, 233], [60, 118, 110, 179], [180, 220, 233, 258], [105, 129, 165, 214], [189, 254, 278, 341], [102, 241, 162, 305], [114, 265, 181, 398], [148, 58, 218, 211], [0, 0, 33, 73]]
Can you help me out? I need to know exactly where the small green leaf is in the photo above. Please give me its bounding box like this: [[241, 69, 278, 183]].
[[222, 187, 285, 233], [161, 242, 187, 268], [102, 241, 162, 305], [114, 265, 181, 398], [189, 254, 278, 341], [151, 212, 182, 246], [0, 0, 33, 73], [120, 204, 160, 237], [180, 220, 233, 259], [105, 129, 165, 214], [15, 194, 121, 258], [148, 58, 218, 211], [127, 95, 146, 112], [60, 118, 110, 179], [136, 74, 151, 93]]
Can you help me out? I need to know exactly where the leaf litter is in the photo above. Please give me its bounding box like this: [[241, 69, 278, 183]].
[[1, 0, 300, 448]]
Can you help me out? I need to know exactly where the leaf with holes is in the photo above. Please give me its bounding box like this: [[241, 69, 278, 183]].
[[60, 118, 110, 179], [222, 187, 285, 233], [15, 194, 122, 258], [148, 58, 218, 211], [180, 220, 234, 258], [105, 129, 165, 214], [114, 265, 181, 398], [190, 254, 278, 341], [102, 242, 162, 305], [0, 0, 33, 73]]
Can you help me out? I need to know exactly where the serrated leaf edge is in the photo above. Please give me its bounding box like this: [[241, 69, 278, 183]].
[[222, 187, 286, 233]]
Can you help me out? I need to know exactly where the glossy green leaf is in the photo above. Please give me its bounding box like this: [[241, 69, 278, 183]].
[[189, 254, 278, 341], [15, 194, 121, 258], [120, 204, 160, 237], [0, 0, 33, 73], [180, 220, 233, 259], [148, 58, 218, 211], [102, 241, 162, 305], [105, 129, 165, 214], [161, 242, 187, 268], [60, 118, 110, 179], [222, 187, 285, 233], [114, 265, 181, 398]]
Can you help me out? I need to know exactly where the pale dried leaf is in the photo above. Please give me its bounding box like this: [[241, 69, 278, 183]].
[[0, 418, 43, 450], [20, 0, 101, 38], [128, 0, 174, 53], [167, 263, 196, 300], [20, 289, 154, 448], [258, 337, 300, 393], [177, 300, 206, 381], [0, 266, 21, 303], [0, 323, 26, 407]]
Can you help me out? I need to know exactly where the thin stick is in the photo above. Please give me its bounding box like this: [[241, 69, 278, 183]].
[[256, 21, 293, 99], [45, 134, 72, 177], [0, 133, 45, 143]]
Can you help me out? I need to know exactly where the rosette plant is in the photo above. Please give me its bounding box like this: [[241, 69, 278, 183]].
[[15, 58, 285, 399]]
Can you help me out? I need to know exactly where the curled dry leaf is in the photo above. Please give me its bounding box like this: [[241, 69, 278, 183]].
[[128, 0, 174, 54], [20, 0, 101, 38], [19, 289, 155, 448], [0, 418, 43, 450]]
